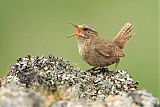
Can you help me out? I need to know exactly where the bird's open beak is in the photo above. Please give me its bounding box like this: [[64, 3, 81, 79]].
[[67, 23, 82, 38], [69, 23, 78, 28]]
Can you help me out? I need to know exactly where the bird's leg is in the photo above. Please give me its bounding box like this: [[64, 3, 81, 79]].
[[87, 67, 101, 72], [113, 59, 120, 71]]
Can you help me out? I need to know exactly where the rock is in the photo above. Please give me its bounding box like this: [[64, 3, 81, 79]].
[[105, 90, 160, 107], [3, 54, 138, 101], [0, 85, 44, 107], [50, 90, 160, 107], [50, 101, 67, 107], [0, 54, 159, 107]]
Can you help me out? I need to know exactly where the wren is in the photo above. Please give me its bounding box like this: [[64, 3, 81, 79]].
[[67, 23, 134, 71]]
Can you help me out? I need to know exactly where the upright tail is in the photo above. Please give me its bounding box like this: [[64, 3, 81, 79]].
[[112, 22, 134, 49]]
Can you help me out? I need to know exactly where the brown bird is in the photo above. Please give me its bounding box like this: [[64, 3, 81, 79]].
[[67, 23, 134, 71]]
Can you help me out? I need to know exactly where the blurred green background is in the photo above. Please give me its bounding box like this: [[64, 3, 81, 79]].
[[0, 0, 159, 98]]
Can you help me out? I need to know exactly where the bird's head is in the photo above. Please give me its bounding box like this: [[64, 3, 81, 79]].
[[67, 23, 99, 39]]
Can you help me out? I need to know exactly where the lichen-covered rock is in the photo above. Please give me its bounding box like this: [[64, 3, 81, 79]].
[[105, 90, 160, 107], [50, 101, 106, 107], [0, 85, 159, 107], [0, 54, 159, 107], [5, 54, 82, 93], [0, 85, 44, 107], [49, 90, 160, 107], [3, 54, 138, 101], [73, 70, 138, 101]]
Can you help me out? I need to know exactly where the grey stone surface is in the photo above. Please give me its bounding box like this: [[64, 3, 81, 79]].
[[0, 85, 44, 107], [4, 54, 138, 101], [0, 54, 159, 107], [50, 90, 160, 107]]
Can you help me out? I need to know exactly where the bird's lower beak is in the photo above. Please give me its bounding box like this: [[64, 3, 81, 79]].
[[67, 23, 82, 38]]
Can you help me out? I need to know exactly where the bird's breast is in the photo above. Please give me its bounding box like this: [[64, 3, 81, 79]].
[[78, 43, 89, 58], [78, 39, 92, 58]]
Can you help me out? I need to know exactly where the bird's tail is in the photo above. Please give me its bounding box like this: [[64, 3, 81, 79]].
[[112, 22, 134, 49]]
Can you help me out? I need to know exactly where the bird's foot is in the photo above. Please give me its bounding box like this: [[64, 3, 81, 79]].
[[100, 67, 109, 73], [86, 67, 99, 76], [86, 67, 102, 72], [87, 67, 112, 76], [100, 67, 116, 76]]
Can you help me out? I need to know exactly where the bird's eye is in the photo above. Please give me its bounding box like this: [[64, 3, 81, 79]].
[[83, 27, 88, 31]]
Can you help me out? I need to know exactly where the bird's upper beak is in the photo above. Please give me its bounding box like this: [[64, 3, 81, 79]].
[[67, 23, 82, 38]]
